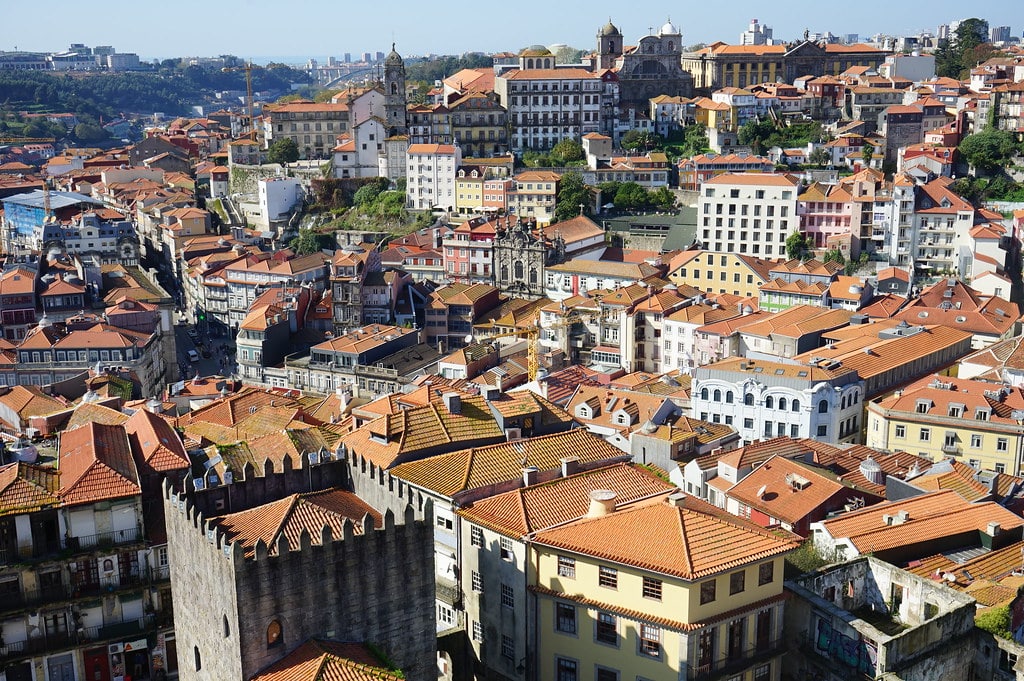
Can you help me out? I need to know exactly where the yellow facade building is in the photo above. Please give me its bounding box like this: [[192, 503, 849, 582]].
[[669, 250, 775, 299], [531, 491, 798, 681], [866, 373, 1024, 474]]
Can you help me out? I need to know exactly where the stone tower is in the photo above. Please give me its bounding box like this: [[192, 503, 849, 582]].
[[597, 18, 623, 70], [384, 43, 407, 136]]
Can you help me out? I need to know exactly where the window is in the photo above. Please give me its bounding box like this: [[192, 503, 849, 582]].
[[817, 425, 827, 437], [596, 611, 617, 644], [556, 603, 577, 634], [436, 514, 453, 531], [759, 561, 774, 586], [500, 536, 513, 560], [558, 555, 575, 578], [744, 418, 754, 429], [998, 438, 1009, 452], [643, 577, 662, 600], [438, 603, 455, 626], [744, 393, 754, 406], [971, 434, 982, 449], [599, 565, 617, 589], [919, 428, 930, 442], [754, 663, 771, 680], [501, 583, 514, 608], [818, 400, 829, 414], [792, 400, 800, 412], [472, 620, 484, 642], [472, 571, 483, 592], [596, 668, 618, 681], [223, 614, 230, 638], [996, 463, 1006, 474], [730, 570, 745, 595], [639, 624, 661, 657], [267, 619, 283, 648], [700, 579, 716, 604], [194, 646, 201, 672], [556, 658, 578, 681], [895, 425, 906, 439], [471, 526, 484, 547], [501, 634, 514, 659]]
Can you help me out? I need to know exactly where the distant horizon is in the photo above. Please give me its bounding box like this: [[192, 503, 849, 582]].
[[3, 1, 1022, 64]]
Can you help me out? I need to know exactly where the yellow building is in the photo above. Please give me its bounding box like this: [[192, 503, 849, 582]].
[[531, 491, 798, 681], [455, 166, 486, 214], [669, 250, 775, 298], [866, 373, 1024, 474]]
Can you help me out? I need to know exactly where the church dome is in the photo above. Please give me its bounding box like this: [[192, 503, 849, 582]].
[[385, 44, 403, 66], [599, 19, 621, 37], [520, 45, 553, 57], [659, 19, 680, 36]]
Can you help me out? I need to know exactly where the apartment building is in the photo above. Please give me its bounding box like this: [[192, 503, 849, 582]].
[[262, 101, 351, 159], [406, 144, 462, 211], [494, 48, 604, 152], [449, 93, 509, 157], [508, 170, 560, 225], [698, 174, 800, 258]]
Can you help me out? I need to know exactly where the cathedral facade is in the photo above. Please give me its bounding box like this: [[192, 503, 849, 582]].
[[492, 215, 566, 299], [597, 19, 694, 108]]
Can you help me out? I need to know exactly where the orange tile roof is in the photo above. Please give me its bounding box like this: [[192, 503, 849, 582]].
[[389, 429, 624, 498], [458, 463, 671, 536], [705, 173, 799, 187], [907, 540, 1024, 590], [58, 422, 141, 506], [0, 463, 61, 516], [818, 490, 1024, 555], [124, 408, 190, 474], [533, 494, 799, 580], [213, 489, 382, 558], [248, 639, 407, 681]]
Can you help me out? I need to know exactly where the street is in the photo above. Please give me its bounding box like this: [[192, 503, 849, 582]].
[[173, 320, 236, 382]]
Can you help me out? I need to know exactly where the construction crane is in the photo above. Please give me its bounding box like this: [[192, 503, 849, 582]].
[[222, 61, 263, 140], [478, 311, 592, 382]]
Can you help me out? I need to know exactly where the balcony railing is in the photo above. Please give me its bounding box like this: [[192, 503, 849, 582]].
[[0, 567, 167, 617], [0, 615, 159, 662], [66, 526, 142, 551], [686, 638, 783, 680]]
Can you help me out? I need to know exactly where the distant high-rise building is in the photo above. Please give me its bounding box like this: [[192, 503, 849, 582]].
[[991, 26, 1012, 43], [739, 18, 773, 46], [361, 51, 371, 62], [344, 52, 351, 63], [937, 24, 950, 40], [375, 51, 384, 61], [844, 33, 859, 44]]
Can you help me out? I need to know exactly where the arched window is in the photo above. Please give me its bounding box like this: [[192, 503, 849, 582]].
[[194, 647, 202, 671], [501, 264, 509, 281], [818, 399, 829, 414], [609, 41, 616, 53], [390, 83, 398, 95], [701, 387, 709, 400], [725, 391, 734, 404], [514, 261, 524, 279], [841, 395, 847, 409], [713, 389, 722, 402], [267, 619, 283, 648], [792, 400, 800, 412], [744, 393, 754, 406], [224, 615, 230, 638], [765, 396, 774, 409], [527, 58, 534, 69], [778, 397, 787, 411], [529, 268, 538, 284]]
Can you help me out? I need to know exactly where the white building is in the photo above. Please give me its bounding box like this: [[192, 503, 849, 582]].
[[691, 356, 865, 445], [332, 116, 388, 179], [698, 173, 800, 258], [406, 144, 462, 211], [258, 176, 304, 227]]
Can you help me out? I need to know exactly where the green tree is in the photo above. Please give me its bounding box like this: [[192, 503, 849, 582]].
[[554, 46, 586, 64], [959, 128, 1019, 174], [861, 142, 874, 167], [650, 186, 677, 212], [550, 138, 585, 165], [289, 228, 332, 255], [808, 147, 832, 166], [352, 177, 389, 207], [785, 231, 810, 260], [677, 124, 711, 157], [738, 119, 776, 155], [614, 182, 649, 209], [73, 122, 108, 143], [621, 130, 659, 152], [823, 248, 845, 265], [267, 137, 299, 164], [555, 171, 589, 222]]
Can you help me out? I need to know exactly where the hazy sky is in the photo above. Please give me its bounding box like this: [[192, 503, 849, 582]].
[[3, 1, 1023, 62]]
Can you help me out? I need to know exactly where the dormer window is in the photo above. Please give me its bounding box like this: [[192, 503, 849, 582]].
[[947, 404, 963, 418], [976, 409, 990, 421], [915, 399, 930, 414]]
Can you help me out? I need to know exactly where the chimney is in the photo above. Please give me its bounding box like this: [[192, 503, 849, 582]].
[[560, 456, 580, 477], [442, 392, 461, 415], [667, 491, 687, 507], [587, 489, 617, 517], [896, 510, 910, 524], [987, 521, 1001, 537], [522, 466, 539, 486]]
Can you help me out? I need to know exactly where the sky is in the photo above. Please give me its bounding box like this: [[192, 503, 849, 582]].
[[3, 1, 1024, 63]]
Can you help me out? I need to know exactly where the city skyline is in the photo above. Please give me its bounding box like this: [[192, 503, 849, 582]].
[[2, 0, 1023, 63]]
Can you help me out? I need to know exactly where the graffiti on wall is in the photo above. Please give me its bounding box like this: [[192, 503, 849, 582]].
[[815, 617, 877, 674]]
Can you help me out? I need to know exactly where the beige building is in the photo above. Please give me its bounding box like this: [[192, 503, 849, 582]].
[[698, 174, 800, 258], [669, 250, 775, 298], [262, 101, 351, 159]]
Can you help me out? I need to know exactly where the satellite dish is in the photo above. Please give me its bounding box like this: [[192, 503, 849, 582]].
[[757, 485, 767, 499], [464, 334, 473, 344]]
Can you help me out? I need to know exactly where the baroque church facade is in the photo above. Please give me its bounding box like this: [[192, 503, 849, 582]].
[[492, 215, 566, 299], [597, 19, 694, 107]]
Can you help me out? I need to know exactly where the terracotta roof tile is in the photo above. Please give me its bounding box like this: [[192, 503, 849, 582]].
[[57, 422, 141, 506], [0, 463, 61, 516]]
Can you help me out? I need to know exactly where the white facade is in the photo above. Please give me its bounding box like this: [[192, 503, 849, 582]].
[[258, 176, 304, 225], [333, 117, 388, 179], [698, 174, 800, 258], [406, 144, 462, 211], [494, 68, 604, 152], [691, 361, 865, 445]]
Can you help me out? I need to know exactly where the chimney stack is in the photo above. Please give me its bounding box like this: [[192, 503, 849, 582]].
[[668, 492, 687, 507], [442, 392, 461, 415], [560, 456, 580, 477], [522, 466, 539, 486], [587, 489, 617, 517]]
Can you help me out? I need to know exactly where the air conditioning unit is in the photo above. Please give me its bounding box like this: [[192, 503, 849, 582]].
[[505, 428, 522, 441]]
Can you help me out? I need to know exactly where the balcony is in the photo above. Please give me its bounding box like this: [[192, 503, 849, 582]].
[[686, 638, 783, 680], [66, 526, 142, 551], [436, 577, 462, 610], [0, 614, 159, 662], [0, 567, 166, 617], [941, 443, 961, 455]]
